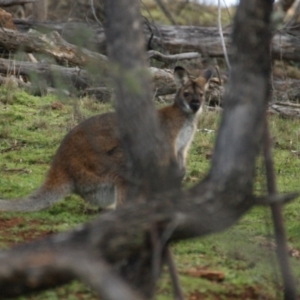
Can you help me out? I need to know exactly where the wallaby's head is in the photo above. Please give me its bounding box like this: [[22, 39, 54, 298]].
[[173, 66, 212, 115]]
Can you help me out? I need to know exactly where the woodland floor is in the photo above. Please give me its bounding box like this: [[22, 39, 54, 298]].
[[1, 88, 300, 299]]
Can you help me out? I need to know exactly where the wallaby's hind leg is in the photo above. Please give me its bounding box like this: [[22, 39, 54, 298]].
[[79, 183, 117, 210], [80, 182, 128, 211]]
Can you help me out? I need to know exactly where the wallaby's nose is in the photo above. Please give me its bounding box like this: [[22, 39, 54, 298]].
[[189, 99, 201, 112]]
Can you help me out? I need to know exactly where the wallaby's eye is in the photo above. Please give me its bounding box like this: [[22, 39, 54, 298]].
[[183, 92, 190, 98], [199, 92, 204, 97]]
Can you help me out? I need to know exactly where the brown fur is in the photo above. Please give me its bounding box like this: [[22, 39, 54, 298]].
[[0, 67, 212, 212]]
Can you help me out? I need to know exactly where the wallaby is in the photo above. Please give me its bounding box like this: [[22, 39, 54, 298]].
[[0, 66, 212, 212]]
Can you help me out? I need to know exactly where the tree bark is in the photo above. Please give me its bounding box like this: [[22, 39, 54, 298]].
[[31, 0, 47, 21]]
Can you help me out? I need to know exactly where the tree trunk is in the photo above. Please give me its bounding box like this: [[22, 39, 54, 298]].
[[31, 0, 47, 21]]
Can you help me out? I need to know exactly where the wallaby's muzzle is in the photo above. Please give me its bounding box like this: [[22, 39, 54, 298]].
[[189, 99, 201, 112]]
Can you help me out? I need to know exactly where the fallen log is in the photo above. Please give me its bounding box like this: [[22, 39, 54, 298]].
[[12, 20, 300, 63], [0, 28, 108, 68], [0, 0, 35, 6], [269, 103, 300, 119], [0, 58, 94, 91]]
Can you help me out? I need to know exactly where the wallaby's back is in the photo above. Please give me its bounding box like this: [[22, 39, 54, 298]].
[[0, 113, 126, 211]]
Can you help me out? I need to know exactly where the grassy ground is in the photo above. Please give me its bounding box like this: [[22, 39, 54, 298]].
[[141, 0, 235, 26], [1, 88, 300, 299]]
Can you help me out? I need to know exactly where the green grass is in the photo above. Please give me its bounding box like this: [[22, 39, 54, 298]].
[[1, 87, 300, 299], [141, 1, 235, 26]]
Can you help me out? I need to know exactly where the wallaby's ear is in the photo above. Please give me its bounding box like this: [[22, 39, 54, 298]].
[[202, 68, 213, 90], [203, 69, 213, 82], [174, 66, 189, 88]]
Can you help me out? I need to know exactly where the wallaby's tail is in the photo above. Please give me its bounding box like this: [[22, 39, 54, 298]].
[[0, 183, 72, 212]]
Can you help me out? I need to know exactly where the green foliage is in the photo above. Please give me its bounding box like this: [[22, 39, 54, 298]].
[[1, 87, 300, 299]]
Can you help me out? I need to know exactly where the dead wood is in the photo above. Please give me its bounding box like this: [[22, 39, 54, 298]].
[[269, 103, 300, 118], [12, 20, 300, 63], [0, 73, 29, 88], [81, 87, 111, 102], [0, 58, 192, 97], [273, 101, 300, 108], [0, 0, 35, 6], [147, 50, 201, 64], [150, 67, 176, 95], [0, 191, 295, 299], [0, 28, 108, 68], [0, 57, 93, 91], [263, 120, 297, 299], [0, 57, 174, 96]]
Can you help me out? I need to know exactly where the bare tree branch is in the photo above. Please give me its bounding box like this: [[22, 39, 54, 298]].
[[0, 245, 145, 300], [218, 0, 231, 70], [285, 0, 300, 28], [0, 191, 295, 299], [154, 0, 177, 25], [277, 0, 296, 12]]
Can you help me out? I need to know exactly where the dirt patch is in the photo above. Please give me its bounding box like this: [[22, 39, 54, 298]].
[[188, 286, 265, 300], [0, 216, 54, 246]]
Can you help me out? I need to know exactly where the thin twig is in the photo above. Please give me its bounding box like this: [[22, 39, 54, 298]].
[[150, 224, 162, 281], [273, 101, 300, 108], [218, 0, 231, 70], [284, 0, 300, 28], [154, 0, 177, 25], [150, 224, 183, 300], [90, 0, 103, 26], [263, 119, 297, 300], [164, 247, 184, 300]]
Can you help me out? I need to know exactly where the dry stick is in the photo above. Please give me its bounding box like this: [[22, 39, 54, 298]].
[[90, 0, 103, 26], [273, 101, 300, 108], [263, 120, 297, 300], [150, 225, 162, 282], [164, 247, 184, 300], [0, 0, 35, 6], [150, 225, 184, 300], [284, 0, 300, 28], [154, 0, 177, 26], [148, 50, 201, 64], [218, 0, 231, 70]]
